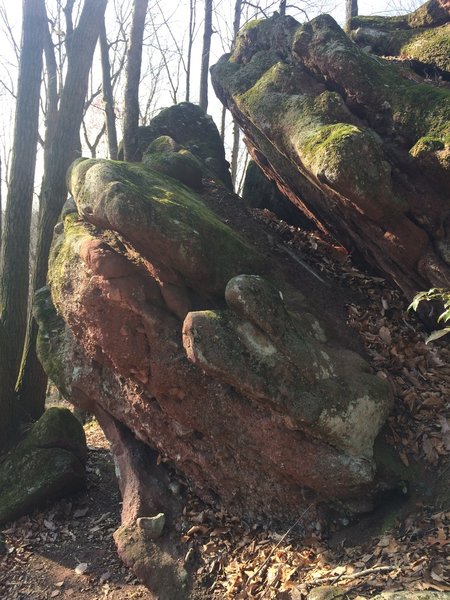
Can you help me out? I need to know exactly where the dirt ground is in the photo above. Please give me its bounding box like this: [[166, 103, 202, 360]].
[[1, 211, 450, 599]]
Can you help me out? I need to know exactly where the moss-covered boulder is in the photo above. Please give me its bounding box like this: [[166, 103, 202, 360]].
[[211, 5, 450, 299], [32, 125, 397, 526], [142, 139, 204, 191], [119, 102, 233, 189], [0, 407, 86, 525], [349, 0, 450, 74]]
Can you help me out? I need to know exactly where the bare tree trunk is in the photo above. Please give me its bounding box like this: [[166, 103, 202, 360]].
[[185, 0, 196, 102], [199, 0, 213, 112], [230, 0, 242, 188], [0, 156, 2, 250], [100, 18, 118, 160], [220, 105, 226, 141], [123, 0, 149, 162], [345, 0, 358, 30], [17, 0, 108, 418], [279, 0, 287, 15], [0, 0, 46, 450]]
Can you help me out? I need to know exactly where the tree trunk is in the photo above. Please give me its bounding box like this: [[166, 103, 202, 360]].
[[279, 0, 287, 16], [185, 0, 196, 102], [0, 0, 46, 450], [100, 19, 118, 160], [345, 0, 358, 30], [230, 0, 242, 188], [17, 0, 108, 416], [123, 0, 149, 162], [199, 0, 213, 112]]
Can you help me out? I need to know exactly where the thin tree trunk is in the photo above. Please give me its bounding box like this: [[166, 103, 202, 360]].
[[220, 105, 226, 141], [43, 10, 58, 150], [199, 0, 212, 112], [345, 0, 358, 31], [17, 0, 108, 416], [185, 0, 196, 102], [231, 121, 240, 188], [230, 0, 242, 187], [0, 0, 46, 450], [279, 0, 287, 16], [0, 156, 2, 251], [123, 0, 149, 162], [100, 18, 118, 160]]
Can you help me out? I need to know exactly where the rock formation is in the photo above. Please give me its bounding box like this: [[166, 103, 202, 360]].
[[211, 0, 450, 300], [242, 159, 313, 227], [35, 102, 396, 596], [0, 407, 86, 525]]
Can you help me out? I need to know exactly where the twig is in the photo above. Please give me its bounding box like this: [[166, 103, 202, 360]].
[[277, 244, 329, 286], [312, 565, 396, 584], [248, 504, 312, 589]]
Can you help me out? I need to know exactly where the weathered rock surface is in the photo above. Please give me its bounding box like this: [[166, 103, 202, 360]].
[[35, 104, 394, 523], [34, 102, 400, 597], [211, 3, 450, 299], [0, 407, 86, 525], [243, 159, 313, 227], [349, 0, 450, 75], [119, 101, 233, 189]]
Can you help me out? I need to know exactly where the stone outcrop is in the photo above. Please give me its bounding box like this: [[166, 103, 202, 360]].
[[35, 103, 396, 596], [349, 0, 450, 75], [0, 407, 86, 525], [211, 2, 450, 300], [242, 159, 313, 227]]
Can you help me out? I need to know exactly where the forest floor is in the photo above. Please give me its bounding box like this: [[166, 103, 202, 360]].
[[1, 210, 449, 600]]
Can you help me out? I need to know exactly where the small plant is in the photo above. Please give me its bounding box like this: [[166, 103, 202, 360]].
[[409, 288, 450, 343]]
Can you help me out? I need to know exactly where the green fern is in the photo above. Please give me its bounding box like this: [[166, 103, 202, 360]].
[[408, 288, 450, 344]]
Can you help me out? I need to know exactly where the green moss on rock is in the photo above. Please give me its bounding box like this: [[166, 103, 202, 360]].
[[142, 147, 204, 190], [400, 24, 450, 72], [65, 158, 260, 296], [124, 102, 233, 189], [0, 408, 86, 525]]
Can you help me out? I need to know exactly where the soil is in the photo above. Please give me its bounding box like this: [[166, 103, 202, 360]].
[[1, 207, 449, 599], [0, 419, 153, 600]]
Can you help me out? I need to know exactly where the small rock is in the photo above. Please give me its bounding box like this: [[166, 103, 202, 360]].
[[168, 481, 181, 496], [308, 586, 346, 600], [75, 562, 89, 575], [136, 513, 165, 539]]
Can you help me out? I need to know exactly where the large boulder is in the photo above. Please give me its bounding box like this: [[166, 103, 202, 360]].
[[118, 102, 233, 189], [210, 4, 450, 299], [0, 407, 86, 525], [349, 0, 450, 74], [36, 149, 393, 521]]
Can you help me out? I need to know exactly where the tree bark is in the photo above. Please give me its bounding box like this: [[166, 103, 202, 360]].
[[100, 18, 118, 160], [345, 0, 358, 31], [17, 0, 108, 417], [0, 0, 46, 449], [123, 0, 149, 162], [230, 0, 243, 188], [185, 0, 196, 102], [199, 0, 213, 112]]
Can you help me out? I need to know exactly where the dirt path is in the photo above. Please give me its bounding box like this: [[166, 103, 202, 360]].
[[0, 420, 153, 600]]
